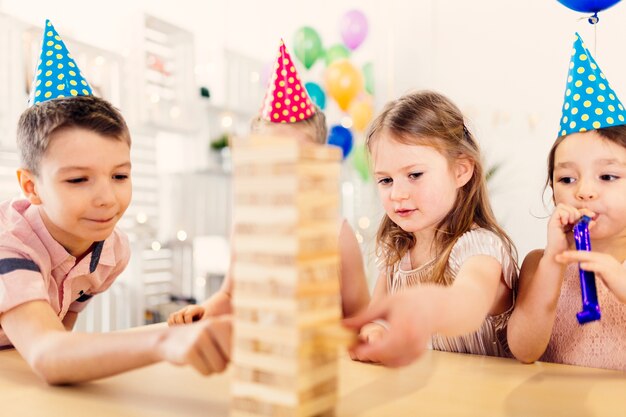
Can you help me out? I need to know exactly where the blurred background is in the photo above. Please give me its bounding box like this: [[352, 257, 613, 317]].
[[1, 0, 625, 330]]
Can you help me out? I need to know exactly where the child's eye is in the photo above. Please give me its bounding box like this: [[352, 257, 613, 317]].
[[600, 174, 619, 181], [66, 177, 87, 184], [557, 176, 576, 184], [377, 177, 392, 185], [408, 172, 423, 180], [113, 174, 130, 181]]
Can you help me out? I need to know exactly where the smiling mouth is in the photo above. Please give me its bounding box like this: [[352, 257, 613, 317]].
[[86, 216, 116, 223]]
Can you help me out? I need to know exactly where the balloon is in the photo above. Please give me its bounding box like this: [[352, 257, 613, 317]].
[[556, 0, 621, 13], [351, 143, 370, 181], [325, 59, 363, 111], [305, 81, 326, 110], [340, 9, 369, 50], [362, 62, 374, 95], [327, 125, 353, 159], [293, 27, 323, 69], [349, 99, 374, 132], [324, 44, 350, 66]]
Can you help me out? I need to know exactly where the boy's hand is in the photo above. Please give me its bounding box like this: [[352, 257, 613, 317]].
[[546, 204, 595, 259], [555, 250, 626, 303], [343, 292, 431, 367], [158, 316, 232, 375], [168, 305, 207, 326]]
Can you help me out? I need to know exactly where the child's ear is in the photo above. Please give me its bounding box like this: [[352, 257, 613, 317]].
[[16, 168, 42, 205], [454, 156, 474, 188]]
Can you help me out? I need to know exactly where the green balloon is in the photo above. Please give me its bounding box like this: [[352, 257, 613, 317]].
[[362, 62, 374, 95], [352, 143, 370, 181], [324, 44, 350, 67], [293, 27, 323, 69]]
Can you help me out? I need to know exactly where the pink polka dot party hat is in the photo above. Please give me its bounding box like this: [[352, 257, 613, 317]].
[[260, 40, 316, 123]]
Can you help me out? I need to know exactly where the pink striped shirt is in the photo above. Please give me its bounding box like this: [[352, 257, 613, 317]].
[[0, 199, 130, 347]]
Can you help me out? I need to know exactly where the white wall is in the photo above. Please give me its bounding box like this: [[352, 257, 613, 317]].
[[3, 0, 626, 259]]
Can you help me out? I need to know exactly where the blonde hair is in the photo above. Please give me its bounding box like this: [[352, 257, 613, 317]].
[[366, 90, 517, 284], [17, 96, 130, 176], [250, 108, 327, 145]]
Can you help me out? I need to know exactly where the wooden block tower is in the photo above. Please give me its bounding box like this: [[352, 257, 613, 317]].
[[231, 135, 343, 417]]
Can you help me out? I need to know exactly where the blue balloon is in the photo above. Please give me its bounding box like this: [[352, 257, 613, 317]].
[[305, 81, 326, 110], [557, 0, 621, 13], [327, 125, 353, 159]]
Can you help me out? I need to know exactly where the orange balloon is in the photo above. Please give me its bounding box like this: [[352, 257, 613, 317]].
[[325, 59, 363, 111], [349, 99, 374, 132]]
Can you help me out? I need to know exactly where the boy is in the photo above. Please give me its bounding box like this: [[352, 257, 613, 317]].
[[0, 20, 231, 384]]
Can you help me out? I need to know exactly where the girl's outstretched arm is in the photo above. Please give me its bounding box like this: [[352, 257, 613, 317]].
[[345, 255, 502, 367]]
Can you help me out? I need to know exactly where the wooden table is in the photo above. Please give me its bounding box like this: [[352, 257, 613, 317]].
[[1, 347, 625, 417]]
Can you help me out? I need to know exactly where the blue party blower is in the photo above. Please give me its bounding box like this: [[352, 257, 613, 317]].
[[573, 215, 601, 324]]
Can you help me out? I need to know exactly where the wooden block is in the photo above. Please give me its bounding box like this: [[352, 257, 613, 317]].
[[233, 256, 340, 285], [232, 135, 342, 164], [316, 324, 358, 348], [231, 391, 337, 417], [234, 278, 340, 299], [234, 362, 337, 391]]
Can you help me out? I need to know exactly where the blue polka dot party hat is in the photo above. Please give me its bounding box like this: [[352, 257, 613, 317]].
[[558, 33, 626, 137], [28, 20, 93, 106]]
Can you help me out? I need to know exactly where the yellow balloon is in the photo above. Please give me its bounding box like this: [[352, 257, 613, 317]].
[[325, 59, 363, 111], [349, 99, 374, 132]]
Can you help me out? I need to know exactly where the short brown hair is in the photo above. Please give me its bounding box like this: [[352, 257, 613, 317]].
[[250, 108, 327, 145], [16, 96, 131, 175]]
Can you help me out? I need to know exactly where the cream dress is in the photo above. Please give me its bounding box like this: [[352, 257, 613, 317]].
[[387, 228, 517, 358]]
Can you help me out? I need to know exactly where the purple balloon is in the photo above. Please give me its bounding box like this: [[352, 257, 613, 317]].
[[340, 10, 368, 51]]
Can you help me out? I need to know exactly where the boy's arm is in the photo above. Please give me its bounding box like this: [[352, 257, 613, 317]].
[[338, 220, 370, 317], [508, 249, 565, 363], [1, 300, 231, 385]]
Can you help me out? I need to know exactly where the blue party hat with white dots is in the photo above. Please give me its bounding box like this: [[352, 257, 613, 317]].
[[28, 20, 93, 106], [558, 33, 626, 137]]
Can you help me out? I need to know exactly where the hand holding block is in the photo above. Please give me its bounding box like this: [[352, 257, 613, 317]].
[[317, 325, 359, 348], [573, 215, 601, 324]]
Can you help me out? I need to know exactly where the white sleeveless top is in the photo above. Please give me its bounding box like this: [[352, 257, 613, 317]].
[[387, 228, 517, 358]]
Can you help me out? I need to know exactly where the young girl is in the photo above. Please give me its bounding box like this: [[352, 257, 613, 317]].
[[345, 91, 518, 367], [167, 40, 370, 324], [507, 33, 626, 371]]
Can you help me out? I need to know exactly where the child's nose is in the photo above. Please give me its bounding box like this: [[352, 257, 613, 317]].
[[575, 180, 598, 201], [93, 183, 116, 207], [390, 183, 410, 200]]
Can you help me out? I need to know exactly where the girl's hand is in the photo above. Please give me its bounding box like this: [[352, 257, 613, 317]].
[[546, 204, 595, 259], [555, 250, 626, 303], [343, 291, 432, 367], [168, 305, 207, 326], [349, 322, 388, 363]]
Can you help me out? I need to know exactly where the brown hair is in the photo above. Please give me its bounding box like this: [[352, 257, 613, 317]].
[[16, 96, 131, 175], [250, 107, 327, 145], [366, 90, 517, 284], [546, 125, 626, 193]]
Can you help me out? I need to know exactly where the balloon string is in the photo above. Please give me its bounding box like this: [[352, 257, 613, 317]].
[[577, 13, 599, 55]]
